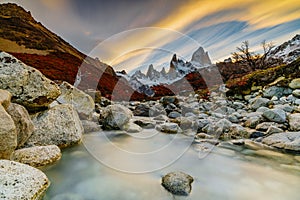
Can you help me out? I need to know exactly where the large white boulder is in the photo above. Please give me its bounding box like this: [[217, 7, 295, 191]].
[[57, 81, 95, 119], [0, 160, 50, 199], [0, 52, 60, 111], [100, 104, 133, 130], [25, 104, 83, 148], [7, 103, 34, 148], [11, 145, 61, 168], [0, 105, 17, 159], [262, 132, 300, 152]]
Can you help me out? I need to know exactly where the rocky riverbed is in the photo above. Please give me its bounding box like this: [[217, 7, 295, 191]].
[[1, 51, 300, 199]]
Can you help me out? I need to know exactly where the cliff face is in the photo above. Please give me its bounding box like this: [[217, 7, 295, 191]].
[[0, 3, 145, 101]]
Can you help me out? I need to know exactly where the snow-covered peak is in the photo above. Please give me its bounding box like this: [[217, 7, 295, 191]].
[[271, 34, 300, 63], [191, 46, 212, 66]]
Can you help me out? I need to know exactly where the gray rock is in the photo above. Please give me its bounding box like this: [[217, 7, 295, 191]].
[[0, 52, 60, 111], [256, 106, 269, 113], [0, 105, 17, 159], [263, 108, 286, 123], [149, 104, 166, 117], [159, 96, 179, 106], [0, 160, 50, 199], [178, 117, 198, 131], [25, 104, 83, 148], [215, 118, 232, 133], [295, 99, 300, 105], [133, 104, 150, 117], [231, 102, 246, 110], [255, 122, 276, 131], [156, 123, 182, 134], [273, 104, 294, 112], [266, 125, 283, 135], [168, 111, 181, 119], [7, 103, 34, 148], [224, 124, 249, 140], [213, 106, 235, 115], [153, 114, 169, 122], [11, 145, 61, 168], [227, 114, 240, 123], [100, 104, 133, 130], [133, 119, 155, 129], [288, 113, 300, 131], [262, 132, 300, 152], [263, 86, 292, 98], [161, 171, 194, 196], [122, 122, 142, 133], [0, 89, 12, 109], [250, 97, 269, 110], [292, 89, 300, 97], [81, 120, 101, 133], [289, 78, 300, 89], [57, 81, 95, 119], [245, 115, 264, 128]]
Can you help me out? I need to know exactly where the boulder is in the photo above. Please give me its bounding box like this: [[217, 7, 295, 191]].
[[265, 126, 283, 135], [263, 86, 292, 98], [81, 120, 101, 133], [156, 123, 182, 134], [289, 78, 300, 89], [244, 113, 264, 128], [0, 89, 12, 109], [288, 113, 300, 131], [0, 105, 17, 159], [133, 119, 156, 129], [0, 160, 50, 199], [100, 104, 133, 130], [168, 111, 181, 119], [292, 89, 300, 97], [250, 97, 269, 110], [0, 52, 60, 111], [161, 171, 194, 196], [57, 81, 95, 119], [7, 103, 34, 148], [122, 122, 142, 133], [262, 132, 300, 152], [25, 104, 83, 148], [159, 96, 179, 106], [133, 104, 150, 117], [11, 145, 61, 168], [214, 118, 232, 134], [263, 108, 286, 123], [224, 124, 249, 139], [213, 106, 235, 115]]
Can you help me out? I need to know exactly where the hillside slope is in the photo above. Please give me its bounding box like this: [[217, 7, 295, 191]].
[[0, 3, 145, 100]]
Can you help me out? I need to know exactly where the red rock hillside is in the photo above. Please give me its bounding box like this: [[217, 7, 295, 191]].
[[0, 3, 146, 101]]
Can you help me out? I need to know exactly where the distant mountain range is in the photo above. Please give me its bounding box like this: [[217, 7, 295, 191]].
[[117, 35, 300, 96]]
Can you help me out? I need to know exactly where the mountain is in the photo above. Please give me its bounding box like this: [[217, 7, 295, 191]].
[[123, 46, 212, 96], [0, 3, 145, 100], [191, 47, 212, 67], [270, 34, 300, 63]]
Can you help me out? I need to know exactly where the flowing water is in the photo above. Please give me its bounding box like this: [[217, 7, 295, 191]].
[[43, 129, 300, 200]]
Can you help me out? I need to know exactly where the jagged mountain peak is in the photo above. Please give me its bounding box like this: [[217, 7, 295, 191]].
[[191, 46, 212, 66]]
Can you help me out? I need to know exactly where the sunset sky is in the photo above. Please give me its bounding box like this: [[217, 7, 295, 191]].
[[2, 0, 300, 73]]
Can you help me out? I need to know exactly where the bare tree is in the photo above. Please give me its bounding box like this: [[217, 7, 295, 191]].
[[232, 40, 278, 69]]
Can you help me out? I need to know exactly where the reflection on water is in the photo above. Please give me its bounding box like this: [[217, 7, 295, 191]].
[[43, 130, 300, 200]]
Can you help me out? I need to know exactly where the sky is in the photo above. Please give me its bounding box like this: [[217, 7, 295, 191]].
[[1, 0, 300, 73]]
